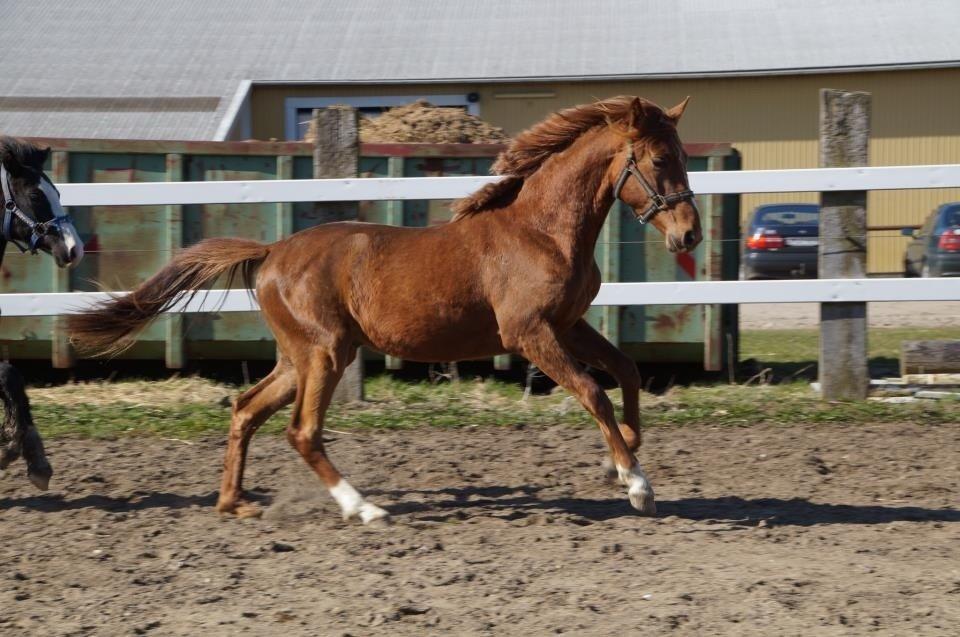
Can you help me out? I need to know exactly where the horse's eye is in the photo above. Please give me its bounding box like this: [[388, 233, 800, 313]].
[[651, 156, 666, 169]]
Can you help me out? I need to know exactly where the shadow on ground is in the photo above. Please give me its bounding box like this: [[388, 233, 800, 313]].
[[0, 490, 218, 513], [7, 485, 953, 528], [737, 356, 900, 383], [385, 487, 960, 526]]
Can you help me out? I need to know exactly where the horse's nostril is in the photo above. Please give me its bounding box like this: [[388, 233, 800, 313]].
[[682, 230, 697, 248]]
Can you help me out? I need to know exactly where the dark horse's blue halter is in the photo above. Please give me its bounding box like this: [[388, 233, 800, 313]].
[[0, 164, 75, 254]]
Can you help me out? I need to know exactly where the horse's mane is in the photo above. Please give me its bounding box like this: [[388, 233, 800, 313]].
[[0, 136, 48, 173], [451, 96, 663, 219]]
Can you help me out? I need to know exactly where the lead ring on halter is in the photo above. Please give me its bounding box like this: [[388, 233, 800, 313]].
[[0, 164, 73, 254], [612, 144, 695, 224]]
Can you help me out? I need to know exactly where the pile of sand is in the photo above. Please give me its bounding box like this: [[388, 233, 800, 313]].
[[305, 100, 510, 144]]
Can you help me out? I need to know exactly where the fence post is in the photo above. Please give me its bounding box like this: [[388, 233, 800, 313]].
[[164, 153, 184, 369], [818, 89, 870, 400], [312, 106, 363, 403], [50, 151, 73, 368]]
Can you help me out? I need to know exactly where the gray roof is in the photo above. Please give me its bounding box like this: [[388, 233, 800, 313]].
[[2, 0, 959, 140]]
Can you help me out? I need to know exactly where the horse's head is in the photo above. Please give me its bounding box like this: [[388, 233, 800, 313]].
[[610, 97, 702, 254], [0, 138, 83, 268]]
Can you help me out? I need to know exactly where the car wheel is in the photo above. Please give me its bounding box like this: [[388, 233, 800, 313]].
[[904, 261, 915, 278], [921, 261, 931, 278]]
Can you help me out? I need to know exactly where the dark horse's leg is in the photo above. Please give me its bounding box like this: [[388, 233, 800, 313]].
[[562, 318, 643, 453], [0, 362, 52, 490], [216, 357, 297, 517], [506, 321, 656, 515]]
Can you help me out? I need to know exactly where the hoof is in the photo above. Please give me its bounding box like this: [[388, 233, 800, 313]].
[[616, 462, 657, 516], [364, 513, 393, 529], [629, 485, 657, 516], [27, 468, 51, 491], [345, 502, 391, 526], [234, 502, 263, 519], [216, 498, 263, 519]]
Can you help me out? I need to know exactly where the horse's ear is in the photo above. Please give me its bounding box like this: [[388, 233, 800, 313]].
[[629, 97, 657, 130], [666, 96, 691, 122], [0, 148, 19, 175], [0, 139, 48, 175], [630, 97, 674, 133]]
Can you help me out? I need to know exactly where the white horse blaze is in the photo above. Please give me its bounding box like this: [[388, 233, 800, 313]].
[[617, 463, 657, 515], [39, 179, 84, 265], [329, 478, 389, 524]]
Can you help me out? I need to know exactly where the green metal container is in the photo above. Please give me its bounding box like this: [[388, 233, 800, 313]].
[[2, 138, 738, 371]]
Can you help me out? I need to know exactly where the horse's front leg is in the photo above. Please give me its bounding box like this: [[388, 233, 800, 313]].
[[0, 363, 52, 490], [506, 321, 655, 515]]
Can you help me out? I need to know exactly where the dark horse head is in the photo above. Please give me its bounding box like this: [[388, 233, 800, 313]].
[[0, 137, 83, 268]]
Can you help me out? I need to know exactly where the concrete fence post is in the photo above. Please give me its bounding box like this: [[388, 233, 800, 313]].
[[312, 106, 364, 403], [818, 89, 871, 400]]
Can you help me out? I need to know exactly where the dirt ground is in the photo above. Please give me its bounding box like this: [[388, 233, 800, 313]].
[[1, 421, 957, 636], [740, 301, 960, 330]]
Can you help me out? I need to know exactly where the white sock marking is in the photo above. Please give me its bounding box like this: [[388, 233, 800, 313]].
[[329, 478, 389, 523]]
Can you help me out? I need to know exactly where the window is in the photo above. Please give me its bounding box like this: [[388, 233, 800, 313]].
[[284, 95, 479, 141], [938, 206, 960, 230]]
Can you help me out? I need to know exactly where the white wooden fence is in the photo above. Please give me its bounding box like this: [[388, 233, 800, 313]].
[[2, 164, 960, 317]]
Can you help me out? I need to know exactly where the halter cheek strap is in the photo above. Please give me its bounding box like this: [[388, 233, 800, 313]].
[[612, 144, 695, 224]]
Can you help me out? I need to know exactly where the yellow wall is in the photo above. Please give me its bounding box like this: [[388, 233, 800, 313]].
[[251, 69, 960, 273]]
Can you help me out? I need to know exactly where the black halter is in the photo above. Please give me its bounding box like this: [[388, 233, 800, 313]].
[[612, 144, 695, 224], [1, 164, 73, 254]]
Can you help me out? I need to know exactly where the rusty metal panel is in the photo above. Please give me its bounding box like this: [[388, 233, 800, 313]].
[[67, 152, 170, 356], [291, 155, 318, 232], [0, 249, 56, 358], [615, 153, 742, 367], [182, 155, 278, 352], [0, 140, 738, 371], [358, 157, 392, 226], [402, 157, 496, 227]]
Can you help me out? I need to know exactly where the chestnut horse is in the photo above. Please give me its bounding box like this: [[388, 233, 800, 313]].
[[68, 96, 701, 524]]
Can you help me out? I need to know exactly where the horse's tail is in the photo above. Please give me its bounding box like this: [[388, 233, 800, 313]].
[[67, 237, 270, 356]]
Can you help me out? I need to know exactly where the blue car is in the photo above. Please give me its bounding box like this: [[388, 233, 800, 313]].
[[741, 204, 819, 280], [903, 203, 960, 277]]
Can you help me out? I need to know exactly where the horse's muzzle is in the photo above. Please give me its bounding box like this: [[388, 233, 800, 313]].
[[668, 229, 701, 253]]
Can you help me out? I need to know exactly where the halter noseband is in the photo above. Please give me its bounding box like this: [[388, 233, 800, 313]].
[[612, 144, 695, 225], [1, 164, 73, 254]]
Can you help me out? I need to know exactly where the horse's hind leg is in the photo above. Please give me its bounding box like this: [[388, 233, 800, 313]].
[[216, 358, 297, 517], [287, 343, 388, 525], [0, 363, 52, 490], [21, 427, 52, 491], [507, 322, 656, 515], [561, 319, 645, 482]]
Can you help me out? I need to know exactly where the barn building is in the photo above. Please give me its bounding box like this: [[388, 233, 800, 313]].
[[2, 0, 959, 274]]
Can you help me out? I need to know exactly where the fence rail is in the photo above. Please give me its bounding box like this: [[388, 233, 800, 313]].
[[2, 278, 957, 317], [2, 164, 958, 317], [56, 164, 960, 206]]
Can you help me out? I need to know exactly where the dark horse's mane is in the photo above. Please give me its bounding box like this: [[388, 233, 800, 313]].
[[451, 96, 662, 219], [0, 136, 48, 173]]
